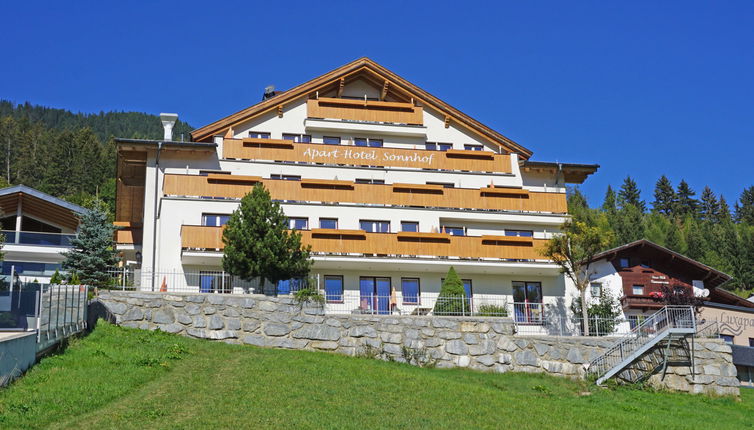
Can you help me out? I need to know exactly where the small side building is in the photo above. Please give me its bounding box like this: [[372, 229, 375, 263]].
[[0, 185, 87, 283]]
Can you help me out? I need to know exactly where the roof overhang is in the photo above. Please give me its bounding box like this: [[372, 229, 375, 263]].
[[586, 239, 732, 289], [189, 57, 533, 158], [520, 161, 600, 184], [114, 138, 217, 153], [0, 185, 88, 230]]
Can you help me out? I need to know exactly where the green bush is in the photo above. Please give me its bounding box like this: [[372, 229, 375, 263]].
[[433, 267, 469, 316], [476, 304, 508, 317]]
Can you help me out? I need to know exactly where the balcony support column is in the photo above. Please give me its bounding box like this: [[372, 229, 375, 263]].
[[15, 195, 22, 244]]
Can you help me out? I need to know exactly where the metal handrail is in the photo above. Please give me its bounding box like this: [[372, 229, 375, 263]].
[[587, 306, 695, 382]]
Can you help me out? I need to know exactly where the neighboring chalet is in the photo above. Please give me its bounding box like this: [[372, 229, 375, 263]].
[[585, 239, 754, 387], [0, 185, 86, 283]]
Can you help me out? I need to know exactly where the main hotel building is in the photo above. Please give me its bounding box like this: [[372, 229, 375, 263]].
[[114, 58, 598, 318]]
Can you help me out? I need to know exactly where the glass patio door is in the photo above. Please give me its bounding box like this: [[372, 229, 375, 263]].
[[512, 281, 543, 323], [359, 277, 391, 314]]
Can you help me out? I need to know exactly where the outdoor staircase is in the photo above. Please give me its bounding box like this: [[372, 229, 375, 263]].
[[586, 306, 696, 385]]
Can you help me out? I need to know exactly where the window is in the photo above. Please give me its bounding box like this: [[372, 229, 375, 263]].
[[199, 271, 233, 294], [354, 138, 383, 147], [282, 133, 311, 143], [277, 277, 306, 295], [319, 218, 338, 229], [505, 230, 534, 237], [202, 214, 231, 227], [324, 275, 343, 303], [619, 258, 630, 269], [355, 178, 385, 185], [359, 277, 392, 314], [632, 285, 644, 295], [720, 334, 734, 344], [400, 221, 419, 232], [512, 281, 543, 323], [442, 226, 465, 236], [288, 217, 308, 230], [401, 278, 420, 305], [462, 279, 473, 298], [590, 282, 602, 297], [425, 142, 452, 151], [199, 170, 230, 176], [426, 182, 455, 188], [323, 136, 341, 145], [270, 174, 301, 181], [749, 338, 754, 347], [248, 131, 270, 139], [360, 220, 390, 233], [628, 315, 647, 330], [463, 144, 483, 151]]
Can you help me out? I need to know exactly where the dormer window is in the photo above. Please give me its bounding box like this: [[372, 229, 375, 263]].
[[619, 258, 630, 269]]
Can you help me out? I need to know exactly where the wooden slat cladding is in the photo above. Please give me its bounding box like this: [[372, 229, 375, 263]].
[[181, 225, 548, 260], [224, 139, 512, 173], [307, 98, 424, 125], [163, 174, 567, 214], [115, 228, 143, 245]]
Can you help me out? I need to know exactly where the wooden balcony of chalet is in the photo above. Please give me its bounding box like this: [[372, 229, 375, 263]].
[[306, 97, 424, 125], [162, 174, 567, 214], [180, 225, 549, 261], [114, 222, 143, 245], [222, 138, 512, 173]]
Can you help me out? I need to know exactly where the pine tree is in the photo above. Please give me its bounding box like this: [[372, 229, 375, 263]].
[[736, 186, 754, 225], [699, 186, 720, 222], [602, 185, 617, 213], [665, 224, 684, 253], [718, 196, 732, 223], [618, 176, 645, 212], [222, 184, 312, 294], [567, 187, 594, 225], [675, 180, 698, 218], [62, 204, 117, 287], [49, 269, 63, 284], [652, 175, 676, 216], [613, 204, 645, 246], [684, 217, 707, 261], [433, 267, 469, 316]]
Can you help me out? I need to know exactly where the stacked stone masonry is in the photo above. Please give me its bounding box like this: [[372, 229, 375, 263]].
[[96, 291, 739, 396]]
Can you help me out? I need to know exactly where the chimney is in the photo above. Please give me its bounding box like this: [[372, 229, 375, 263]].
[[160, 113, 179, 141]]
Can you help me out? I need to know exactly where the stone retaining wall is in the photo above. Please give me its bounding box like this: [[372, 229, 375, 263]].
[[96, 291, 739, 396]]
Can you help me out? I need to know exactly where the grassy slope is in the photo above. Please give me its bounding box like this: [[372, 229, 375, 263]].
[[0, 323, 752, 430]]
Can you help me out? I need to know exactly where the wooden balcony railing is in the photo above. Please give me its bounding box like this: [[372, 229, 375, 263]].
[[307, 97, 423, 125], [620, 295, 664, 310], [114, 222, 143, 245], [180, 225, 549, 261], [223, 138, 512, 173], [163, 174, 567, 214]]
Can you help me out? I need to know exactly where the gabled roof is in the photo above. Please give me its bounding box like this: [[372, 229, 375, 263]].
[[190, 57, 533, 158], [588, 239, 732, 288], [0, 185, 88, 230]]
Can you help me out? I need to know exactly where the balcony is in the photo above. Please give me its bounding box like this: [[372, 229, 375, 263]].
[[180, 225, 549, 261], [1, 230, 75, 247], [620, 295, 665, 310], [163, 174, 567, 214], [306, 97, 423, 125], [222, 138, 512, 173]]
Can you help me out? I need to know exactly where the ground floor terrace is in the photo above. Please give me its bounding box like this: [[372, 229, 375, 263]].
[[109, 259, 638, 337]]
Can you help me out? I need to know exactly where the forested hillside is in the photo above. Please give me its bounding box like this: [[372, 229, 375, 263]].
[[569, 177, 754, 296], [0, 100, 194, 213]]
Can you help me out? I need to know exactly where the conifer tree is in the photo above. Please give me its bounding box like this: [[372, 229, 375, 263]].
[[49, 269, 63, 285], [736, 186, 754, 225], [675, 180, 698, 218], [664, 224, 684, 253], [613, 204, 645, 246], [652, 175, 676, 216], [684, 217, 707, 261], [699, 186, 720, 222], [602, 185, 617, 213], [222, 184, 312, 294], [718, 196, 732, 223], [61, 204, 117, 287], [618, 176, 645, 212], [433, 267, 468, 316]]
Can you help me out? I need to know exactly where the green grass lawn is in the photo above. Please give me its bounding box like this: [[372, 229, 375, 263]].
[[1, 322, 752, 430]]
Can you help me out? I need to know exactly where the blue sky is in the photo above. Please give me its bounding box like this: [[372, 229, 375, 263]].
[[1, 1, 752, 207]]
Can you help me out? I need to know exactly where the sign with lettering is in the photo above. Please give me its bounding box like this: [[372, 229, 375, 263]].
[[700, 306, 754, 343], [302, 147, 435, 165]]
